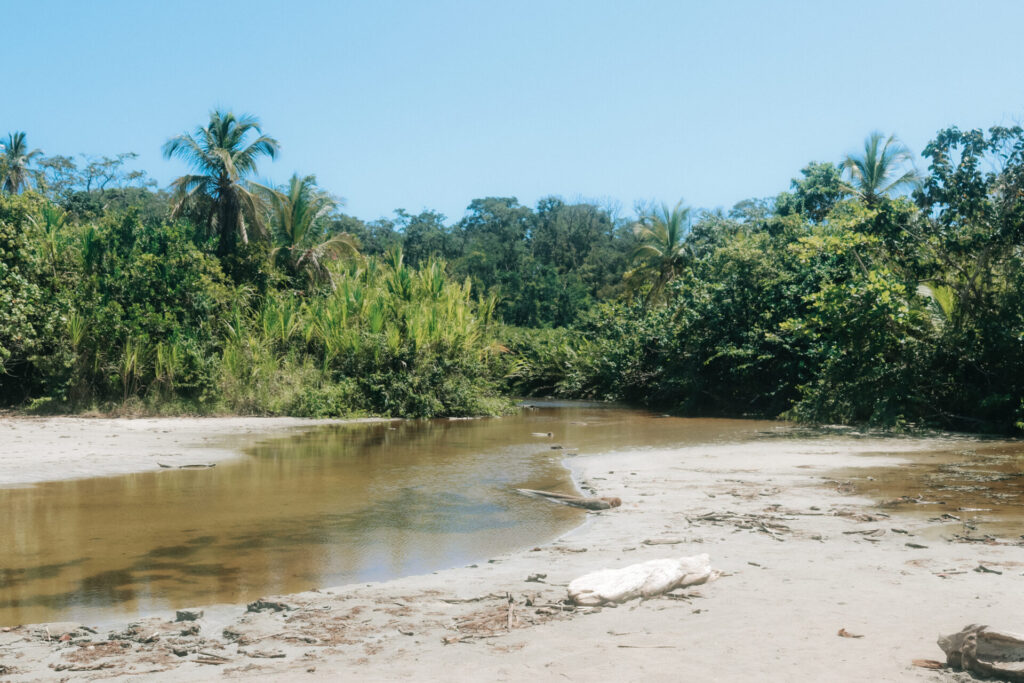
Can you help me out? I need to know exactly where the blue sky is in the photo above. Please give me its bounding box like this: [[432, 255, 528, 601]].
[[4, 0, 1023, 222]]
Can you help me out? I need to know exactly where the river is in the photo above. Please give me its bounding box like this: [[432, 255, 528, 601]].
[[0, 404, 781, 626]]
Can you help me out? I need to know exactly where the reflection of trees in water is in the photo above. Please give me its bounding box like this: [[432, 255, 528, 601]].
[[224, 488, 512, 553], [0, 410, 597, 624], [249, 417, 508, 464], [0, 547, 242, 615], [0, 557, 90, 589]]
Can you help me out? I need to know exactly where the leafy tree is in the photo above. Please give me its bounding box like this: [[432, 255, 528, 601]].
[[775, 162, 847, 222], [37, 152, 156, 209], [163, 110, 279, 257], [333, 214, 399, 257], [397, 209, 456, 268], [688, 209, 745, 258], [453, 197, 533, 320], [36, 155, 79, 200], [729, 198, 773, 223], [841, 132, 920, 205], [2, 132, 42, 194], [457, 197, 531, 271], [781, 228, 928, 425], [911, 125, 1024, 428], [0, 193, 63, 402]]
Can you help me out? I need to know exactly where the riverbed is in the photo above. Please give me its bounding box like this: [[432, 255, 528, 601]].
[[1, 410, 1022, 682], [0, 405, 779, 626]]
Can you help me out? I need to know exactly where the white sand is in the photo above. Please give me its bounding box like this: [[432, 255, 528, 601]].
[[0, 416, 390, 486], [1, 420, 1021, 682]]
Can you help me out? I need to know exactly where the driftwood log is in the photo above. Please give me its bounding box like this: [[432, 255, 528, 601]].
[[157, 463, 216, 469], [568, 554, 718, 605], [515, 488, 621, 511], [939, 624, 1024, 681]]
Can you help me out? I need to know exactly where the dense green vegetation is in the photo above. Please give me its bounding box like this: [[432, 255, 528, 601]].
[[2, 112, 1022, 430]]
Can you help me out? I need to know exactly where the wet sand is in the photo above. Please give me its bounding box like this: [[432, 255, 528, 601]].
[[1, 418, 1022, 681], [0, 416, 392, 487]]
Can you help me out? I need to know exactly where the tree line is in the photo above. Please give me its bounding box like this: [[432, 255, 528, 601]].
[[1, 112, 1022, 431]]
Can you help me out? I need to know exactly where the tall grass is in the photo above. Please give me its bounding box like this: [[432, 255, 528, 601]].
[[215, 250, 509, 417]]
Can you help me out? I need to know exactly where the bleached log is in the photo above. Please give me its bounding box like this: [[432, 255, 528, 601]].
[[515, 488, 621, 511], [568, 554, 718, 606]]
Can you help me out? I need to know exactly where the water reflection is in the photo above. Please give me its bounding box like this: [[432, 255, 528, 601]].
[[0, 405, 778, 626]]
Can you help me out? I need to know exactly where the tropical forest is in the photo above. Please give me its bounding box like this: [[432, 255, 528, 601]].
[[2, 113, 1023, 432]]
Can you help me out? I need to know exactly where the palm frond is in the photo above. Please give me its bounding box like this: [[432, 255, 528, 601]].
[[162, 109, 279, 254]]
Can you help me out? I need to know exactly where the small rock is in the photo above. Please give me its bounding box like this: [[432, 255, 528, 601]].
[[175, 609, 204, 622], [526, 573, 547, 583], [247, 599, 293, 613]]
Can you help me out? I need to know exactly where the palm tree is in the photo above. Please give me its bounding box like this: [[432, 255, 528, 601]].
[[256, 173, 358, 288], [31, 204, 68, 280], [841, 132, 920, 205], [162, 110, 279, 256], [2, 132, 42, 194], [628, 199, 691, 305]]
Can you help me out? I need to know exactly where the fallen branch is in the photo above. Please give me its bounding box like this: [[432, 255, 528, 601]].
[[506, 594, 516, 631], [515, 489, 621, 511], [442, 594, 505, 604], [53, 662, 115, 672], [157, 463, 216, 469]]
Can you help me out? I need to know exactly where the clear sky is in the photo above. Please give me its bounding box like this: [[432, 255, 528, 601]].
[[4, 0, 1023, 222]]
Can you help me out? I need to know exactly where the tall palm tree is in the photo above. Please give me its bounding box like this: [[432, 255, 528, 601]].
[[2, 132, 42, 194], [841, 132, 920, 205], [628, 199, 691, 305], [256, 173, 358, 288], [162, 110, 279, 256]]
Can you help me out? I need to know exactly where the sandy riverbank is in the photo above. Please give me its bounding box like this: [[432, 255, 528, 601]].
[[0, 416, 392, 487], [1, 419, 1021, 681]]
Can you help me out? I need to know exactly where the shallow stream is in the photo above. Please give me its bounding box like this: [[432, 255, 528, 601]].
[[0, 404, 778, 626]]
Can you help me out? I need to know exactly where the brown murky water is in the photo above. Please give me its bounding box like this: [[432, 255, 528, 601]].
[[0, 403, 779, 626], [832, 438, 1024, 542]]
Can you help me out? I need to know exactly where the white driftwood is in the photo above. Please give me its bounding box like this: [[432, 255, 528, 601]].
[[516, 488, 621, 511], [939, 624, 1024, 681], [567, 554, 718, 606]]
